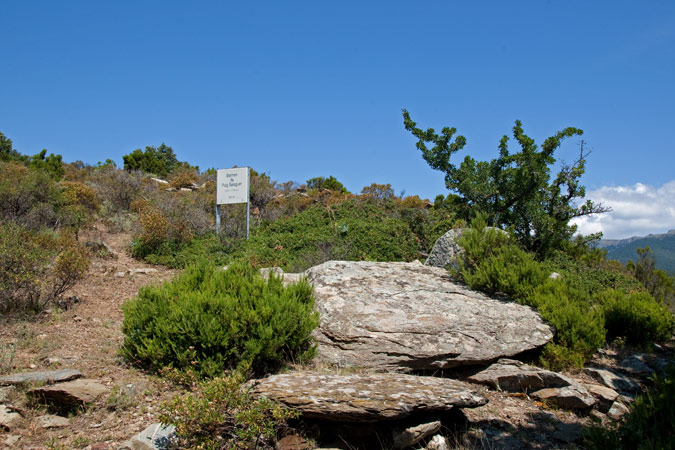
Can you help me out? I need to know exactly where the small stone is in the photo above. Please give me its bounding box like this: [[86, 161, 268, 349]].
[[531, 385, 596, 410], [127, 423, 176, 450], [424, 435, 450, 450], [583, 383, 619, 413], [29, 379, 107, 410], [0, 386, 15, 402], [37, 414, 70, 428], [275, 434, 312, 450], [114, 272, 126, 278], [0, 405, 22, 430], [549, 272, 562, 280], [392, 419, 442, 449], [129, 268, 158, 275], [607, 401, 630, 420], [590, 409, 606, 422], [584, 367, 640, 393], [3, 435, 20, 446]]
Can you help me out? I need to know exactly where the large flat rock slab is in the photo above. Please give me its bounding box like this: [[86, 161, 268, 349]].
[[307, 261, 553, 371], [247, 372, 487, 422], [0, 369, 83, 387]]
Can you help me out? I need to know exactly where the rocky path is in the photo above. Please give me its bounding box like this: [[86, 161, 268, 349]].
[[0, 227, 179, 449]]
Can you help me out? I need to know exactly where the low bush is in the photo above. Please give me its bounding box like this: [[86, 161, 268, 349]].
[[456, 216, 672, 369], [120, 261, 319, 377], [0, 222, 90, 314], [585, 364, 675, 450], [599, 290, 674, 346], [159, 371, 296, 450]]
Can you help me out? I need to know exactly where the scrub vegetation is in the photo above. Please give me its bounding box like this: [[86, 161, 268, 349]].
[[1, 122, 673, 448]]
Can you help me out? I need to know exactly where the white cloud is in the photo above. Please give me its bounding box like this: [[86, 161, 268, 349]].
[[572, 180, 675, 239]]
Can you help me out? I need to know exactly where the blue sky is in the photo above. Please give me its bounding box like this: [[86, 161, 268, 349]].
[[2, 1, 674, 238]]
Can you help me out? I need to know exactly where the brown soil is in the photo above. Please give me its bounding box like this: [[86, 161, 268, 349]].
[[0, 226, 180, 449]]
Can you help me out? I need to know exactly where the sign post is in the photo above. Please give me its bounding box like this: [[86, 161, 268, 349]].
[[216, 167, 251, 239]]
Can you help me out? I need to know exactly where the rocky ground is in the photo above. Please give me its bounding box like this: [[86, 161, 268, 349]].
[[0, 227, 672, 449]]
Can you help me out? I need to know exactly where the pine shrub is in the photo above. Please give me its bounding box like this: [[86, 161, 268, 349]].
[[599, 290, 674, 346], [121, 261, 319, 377]]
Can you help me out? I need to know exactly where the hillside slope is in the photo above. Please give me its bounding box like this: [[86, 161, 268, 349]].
[[599, 230, 675, 275]]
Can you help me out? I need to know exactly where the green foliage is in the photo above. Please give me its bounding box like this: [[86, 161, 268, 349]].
[[0, 161, 62, 230], [306, 175, 348, 193], [0, 222, 90, 314], [0, 131, 29, 163], [599, 290, 674, 346], [456, 217, 673, 369], [122, 143, 194, 178], [159, 372, 297, 450], [121, 261, 319, 377], [627, 247, 675, 310], [403, 110, 608, 257], [226, 199, 421, 272], [530, 282, 606, 369], [458, 215, 549, 299], [585, 364, 675, 450], [360, 182, 395, 201], [29, 149, 64, 179]]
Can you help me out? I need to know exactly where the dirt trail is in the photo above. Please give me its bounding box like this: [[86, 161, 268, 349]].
[[1, 226, 179, 449]]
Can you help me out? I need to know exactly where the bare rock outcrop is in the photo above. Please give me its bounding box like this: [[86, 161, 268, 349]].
[[307, 261, 553, 371], [246, 371, 487, 422]]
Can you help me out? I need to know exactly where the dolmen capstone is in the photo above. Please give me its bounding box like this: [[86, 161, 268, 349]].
[[306, 260, 553, 371], [246, 371, 487, 422]]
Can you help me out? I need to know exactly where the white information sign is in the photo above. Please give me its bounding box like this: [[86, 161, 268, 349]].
[[217, 167, 250, 205]]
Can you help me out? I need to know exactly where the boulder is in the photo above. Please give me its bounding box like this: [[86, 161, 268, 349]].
[[584, 367, 640, 393], [0, 369, 83, 386], [531, 385, 596, 410], [466, 359, 573, 392], [425, 228, 467, 271], [307, 261, 553, 371], [246, 371, 487, 422], [29, 379, 107, 409]]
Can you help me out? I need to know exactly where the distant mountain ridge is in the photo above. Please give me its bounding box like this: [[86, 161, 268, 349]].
[[598, 229, 675, 275]]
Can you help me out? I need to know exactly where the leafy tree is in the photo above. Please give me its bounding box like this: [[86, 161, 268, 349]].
[[361, 182, 395, 201], [306, 175, 348, 193], [123, 143, 193, 178], [403, 109, 609, 256], [29, 149, 64, 179], [627, 247, 675, 309]]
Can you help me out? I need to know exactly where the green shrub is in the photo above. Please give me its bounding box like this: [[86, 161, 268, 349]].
[[599, 290, 674, 346], [159, 372, 296, 450], [457, 217, 605, 368], [0, 223, 90, 314], [530, 282, 606, 369], [121, 261, 319, 377], [585, 364, 675, 450]]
